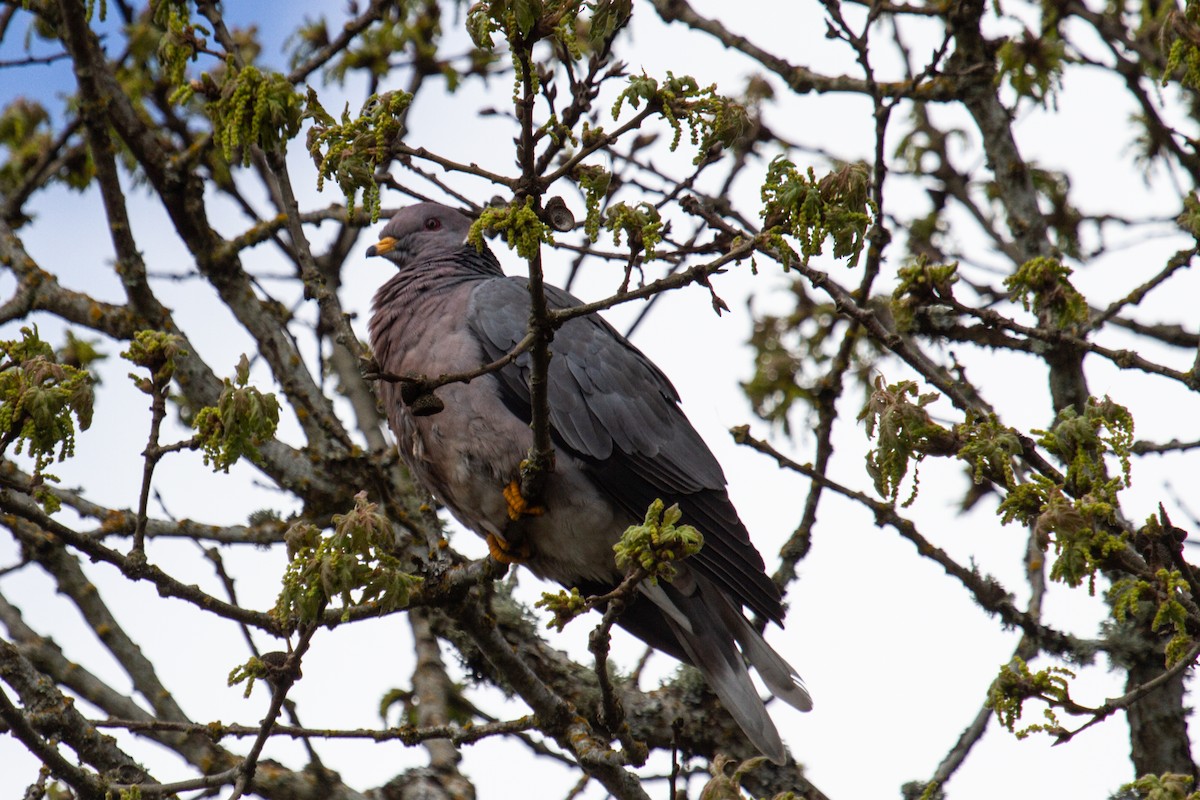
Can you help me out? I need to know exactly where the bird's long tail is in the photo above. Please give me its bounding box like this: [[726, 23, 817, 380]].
[[640, 571, 811, 765]]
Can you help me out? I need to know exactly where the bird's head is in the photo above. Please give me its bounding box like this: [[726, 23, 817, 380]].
[[366, 202, 474, 267]]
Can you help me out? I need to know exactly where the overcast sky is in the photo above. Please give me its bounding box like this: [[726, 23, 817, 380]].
[[1, 2, 1197, 798]]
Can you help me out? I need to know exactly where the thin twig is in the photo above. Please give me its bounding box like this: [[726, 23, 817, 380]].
[[1052, 639, 1200, 745]]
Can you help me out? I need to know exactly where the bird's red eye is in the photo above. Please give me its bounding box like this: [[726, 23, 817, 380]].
[[424, 218, 442, 231]]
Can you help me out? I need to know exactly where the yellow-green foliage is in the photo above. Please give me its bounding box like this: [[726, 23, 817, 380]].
[[274, 492, 422, 625], [987, 657, 1075, 739], [467, 0, 583, 48], [998, 474, 1126, 594], [857, 377, 947, 506], [742, 281, 872, 435], [0, 99, 93, 194], [612, 72, 750, 164], [573, 162, 612, 242], [613, 498, 704, 584], [0, 327, 95, 509], [891, 258, 959, 331], [1150, 568, 1192, 666], [535, 586, 587, 631], [1179, 191, 1200, 239], [471, 198, 554, 262], [1041, 490, 1124, 592], [122, 329, 186, 393], [202, 64, 306, 166], [227, 655, 269, 698], [996, 397, 1136, 592], [586, 0, 632, 52], [955, 414, 1022, 490], [1164, 0, 1200, 91], [761, 159, 873, 269], [603, 201, 662, 261], [193, 355, 280, 473], [324, 4, 448, 84], [306, 90, 411, 221], [996, 29, 1066, 105], [467, 0, 584, 95], [1004, 256, 1088, 329], [1123, 773, 1200, 800], [1110, 563, 1194, 668], [997, 475, 1056, 527], [155, 1, 207, 91], [1037, 397, 1134, 494], [57, 331, 106, 376]]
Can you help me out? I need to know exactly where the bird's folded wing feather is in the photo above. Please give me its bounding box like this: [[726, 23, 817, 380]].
[[466, 277, 784, 624]]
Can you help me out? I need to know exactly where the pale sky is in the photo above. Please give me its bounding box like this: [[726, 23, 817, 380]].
[[1, 2, 1196, 799]]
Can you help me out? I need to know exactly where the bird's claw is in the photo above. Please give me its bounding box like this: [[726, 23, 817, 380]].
[[486, 531, 532, 564], [503, 479, 545, 521]]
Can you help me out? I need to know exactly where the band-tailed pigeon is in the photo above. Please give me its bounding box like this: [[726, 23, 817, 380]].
[[366, 202, 811, 763]]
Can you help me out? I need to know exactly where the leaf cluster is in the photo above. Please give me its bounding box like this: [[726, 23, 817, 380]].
[[468, 0, 584, 92], [612, 498, 703, 584], [857, 377, 952, 506], [1163, 1, 1200, 92], [326, 4, 450, 84], [603, 200, 662, 261], [995, 28, 1066, 106], [535, 586, 587, 631], [1110, 564, 1193, 668], [990, 398, 1138, 592], [0, 99, 92, 199], [1123, 773, 1200, 800], [612, 71, 750, 163], [573, 162, 612, 241], [955, 414, 1022, 489], [891, 258, 960, 333], [1003, 256, 1088, 330], [472, 198, 555, 262], [306, 90, 412, 221], [121, 329, 186, 394], [761, 159, 873, 269], [192, 354, 280, 473], [274, 491, 422, 625], [743, 283, 876, 434], [1036, 487, 1124, 591], [987, 656, 1076, 739], [154, 0, 208, 91], [0, 327, 94, 506], [468, 0, 583, 49], [226, 655, 269, 699], [197, 64, 306, 166], [1037, 397, 1134, 495]]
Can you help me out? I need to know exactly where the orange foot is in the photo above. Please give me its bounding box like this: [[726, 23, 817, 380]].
[[486, 531, 533, 564], [503, 479, 546, 522]]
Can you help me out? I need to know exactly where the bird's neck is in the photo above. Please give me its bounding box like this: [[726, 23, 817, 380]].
[[367, 247, 502, 364], [372, 247, 498, 306]]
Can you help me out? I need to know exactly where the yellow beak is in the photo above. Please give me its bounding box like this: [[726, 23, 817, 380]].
[[366, 236, 397, 257]]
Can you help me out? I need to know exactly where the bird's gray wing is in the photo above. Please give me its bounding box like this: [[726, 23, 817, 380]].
[[466, 277, 784, 624]]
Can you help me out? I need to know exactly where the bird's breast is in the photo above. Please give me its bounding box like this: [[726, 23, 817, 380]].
[[370, 287, 627, 587]]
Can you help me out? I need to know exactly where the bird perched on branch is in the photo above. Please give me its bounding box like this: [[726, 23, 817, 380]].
[[366, 201, 811, 763]]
